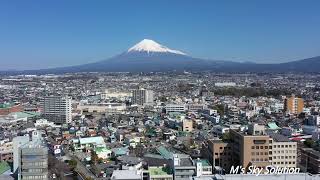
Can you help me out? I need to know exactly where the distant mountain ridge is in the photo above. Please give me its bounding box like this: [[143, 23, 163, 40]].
[[1, 39, 320, 74]]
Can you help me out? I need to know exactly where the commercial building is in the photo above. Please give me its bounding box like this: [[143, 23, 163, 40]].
[[230, 127, 271, 171], [269, 134, 297, 168], [202, 124, 299, 173], [132, 89, 154, 106], [285, 95, 304, 114], [101, 89, 131, 100], [13, 131, 48, 180], [165, 104, 186, 113], [214, 82, 236, 87], [41, 96, 72, 124], [77, 102, 126, 114]]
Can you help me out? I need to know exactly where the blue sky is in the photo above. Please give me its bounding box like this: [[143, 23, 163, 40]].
[[1, 0, 320, 70]]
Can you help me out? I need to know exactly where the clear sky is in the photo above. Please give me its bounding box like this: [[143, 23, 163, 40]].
[[1, 0, 320, 70]]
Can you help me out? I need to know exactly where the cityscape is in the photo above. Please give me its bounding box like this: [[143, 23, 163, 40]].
[[1, 1, 320, 180]]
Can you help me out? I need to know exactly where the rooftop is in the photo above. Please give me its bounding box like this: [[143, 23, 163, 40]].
[[111, 169, 141, 180], [79, 136, 105, 145], [149, 166, 172, 176], [270, 133, 290, 142], [0, 161, 10, 175], [95, 147, 111, 153]]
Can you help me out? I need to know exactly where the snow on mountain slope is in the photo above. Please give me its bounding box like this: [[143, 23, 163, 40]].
[[127, 39, 186, 55]]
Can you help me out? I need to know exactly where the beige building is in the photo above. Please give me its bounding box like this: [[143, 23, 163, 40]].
[[269, 134, 297, 168], [230, 129, 271, 171], [202, 124, 298, 173]]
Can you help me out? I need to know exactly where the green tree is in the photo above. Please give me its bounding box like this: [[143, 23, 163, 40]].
[[68, 159, 77, 170], [304, 139, 315, 148], [214, 104, 225, 116], [91, 151, 99, 165]]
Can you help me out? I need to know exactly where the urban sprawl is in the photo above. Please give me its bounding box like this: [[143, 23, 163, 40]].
[[0, 72, 320, 180]]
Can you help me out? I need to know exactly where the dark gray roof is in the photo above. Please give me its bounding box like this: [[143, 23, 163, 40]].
[[269, 133, 290, 142]]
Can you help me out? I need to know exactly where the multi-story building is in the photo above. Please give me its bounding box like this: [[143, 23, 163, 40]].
[[269, 134, 297, 168], [13, 136, 30, 174], [41, 96, 72, 124], [194, 159, 212, 176], [284, 95, 304, 114], [132, 89, 154, 106], [77, 102, 126, 114], [171, 154, 196, 180], [203, 124, 299, 173], [100, 89, 131, 100], [165, 104, 186, 113], [13, 131, 48, 180], [230, 128, 271, 171], [201, 139, 233, 172]]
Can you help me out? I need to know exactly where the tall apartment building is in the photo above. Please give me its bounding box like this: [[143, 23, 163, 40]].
[[41, 96, 72, 124], [284, 95, 304, 114], [132, 89, 154, 106], [13, 131, 48, 180]]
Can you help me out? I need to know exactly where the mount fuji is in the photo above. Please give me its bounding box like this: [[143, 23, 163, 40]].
[[4, 39, 320, 74], [30, 39, 238, 73]]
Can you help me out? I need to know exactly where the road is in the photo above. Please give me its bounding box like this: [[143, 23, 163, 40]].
[[64, 147, 106, 180]]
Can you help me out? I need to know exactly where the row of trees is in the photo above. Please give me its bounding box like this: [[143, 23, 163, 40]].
[[213, 87, 293, 97]]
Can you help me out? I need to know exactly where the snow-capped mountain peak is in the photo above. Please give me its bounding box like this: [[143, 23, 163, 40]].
[[127, 39, 186, 55]]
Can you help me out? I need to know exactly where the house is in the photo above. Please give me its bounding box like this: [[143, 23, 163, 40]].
[[95, 147, 112, 159], [72, 136, 106, 151]]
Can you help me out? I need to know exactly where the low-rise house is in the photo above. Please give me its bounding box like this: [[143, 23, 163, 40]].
[[95, 147, 112, 159], [72, 136, 106, 152]]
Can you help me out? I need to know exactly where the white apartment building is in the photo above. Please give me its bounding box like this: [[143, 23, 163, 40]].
[[165, 104, 186, 113], [132, 89, 154, 106], [41, 96, 72, 124]]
